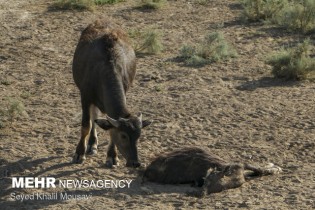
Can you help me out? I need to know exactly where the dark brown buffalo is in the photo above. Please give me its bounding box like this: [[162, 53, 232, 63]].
[[72, 20, 151, 167], [143, 147, 281, 194]]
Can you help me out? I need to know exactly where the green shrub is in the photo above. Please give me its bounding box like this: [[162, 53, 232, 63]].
[[241, 0, 288, 22], [1, 79, 12, 86], [241, 0, 315, 33], [132, 30, 163, 54], [52, 0, 94, 10], [200, 32, 238, 62], [179, 32, 237, 66], [0, 98, 26, 128], [185, 55, 208, 66], [20, 91, 31, 99], [51, 0, 123, 10], [180, 45, 197, 59], [274, 0, 315, 33], [138, 0, 166, 10], [7, 98, 26, 122], [94, 0, 124, 5], [196, 0, 210, 5], [267, 40, 315, 80], [0, 108, 5, 129]]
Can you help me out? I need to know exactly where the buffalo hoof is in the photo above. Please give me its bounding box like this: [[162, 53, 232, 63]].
[[72, 153, 86, 164], [87, 145, 98, 155], [105, 158, 119, 168], [126, 161, 141, 168]]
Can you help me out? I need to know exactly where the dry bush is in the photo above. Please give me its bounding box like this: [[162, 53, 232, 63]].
[[241, 0, 315, 33], [51, 0, 123, 10], [179, 32, 237, 66], [130, 29, 163, 55], [1, 79, 12, 86], [138, 0, 166, 10], [51, 0, 95, 10], [274, 0, 315, 33], [267, 40, 315, 80], [241, 0, 288, 22], [94, 0, 124, 5], [0, 98, 26, 128]]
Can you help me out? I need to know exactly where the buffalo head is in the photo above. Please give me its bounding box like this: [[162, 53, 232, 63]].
[[95, 113, 151, 167]]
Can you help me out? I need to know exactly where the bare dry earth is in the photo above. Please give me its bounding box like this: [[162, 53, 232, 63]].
[[0, 0, 314, 209]]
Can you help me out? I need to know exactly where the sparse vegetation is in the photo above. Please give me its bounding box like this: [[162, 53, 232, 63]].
[[241, 0, 315, 33], [0, 107, 5, 128], [1, 79, 12, 86], [196, 0, 210, 5], [52, 0, 94, 10], [51, 0, 123, 10], [130, 29, 163, 55], [7, 99, 25, 122], [94, 0, 124, 5], [241, 0, 288, 22], [154, 85, 163, 92], [267, 40, 315, 80], [20, 91, 31, 99], [274, 0, 315, 33], [179, 32, 237, 66], [138, 0, 166, 10], [0, 98, 26, 128]]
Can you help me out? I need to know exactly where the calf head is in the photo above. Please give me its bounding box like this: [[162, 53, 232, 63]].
[[95, 113, 151, 167]]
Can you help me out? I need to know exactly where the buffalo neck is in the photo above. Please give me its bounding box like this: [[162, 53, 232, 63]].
[[98, 69, 131, 120]]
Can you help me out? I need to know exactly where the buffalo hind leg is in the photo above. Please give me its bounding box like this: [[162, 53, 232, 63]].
[[87, 105, 99, 155], [73, 102, 91, 164]]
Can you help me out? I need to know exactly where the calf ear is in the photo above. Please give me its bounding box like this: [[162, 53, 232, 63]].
[[95, 119, 114, 130], [142, 120, 152, 128]]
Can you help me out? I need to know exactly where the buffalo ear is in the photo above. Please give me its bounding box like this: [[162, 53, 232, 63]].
[[142, 120, 152, 128], [95, 119, 114, 130], [106, 115, 120, 127]]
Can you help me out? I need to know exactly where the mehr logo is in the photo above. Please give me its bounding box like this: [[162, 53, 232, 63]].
[[12, 177, 133, 189], [12, 177, 56, 189]]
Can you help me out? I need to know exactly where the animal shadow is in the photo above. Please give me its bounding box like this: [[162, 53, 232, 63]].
[[236, 77, 300, 91]]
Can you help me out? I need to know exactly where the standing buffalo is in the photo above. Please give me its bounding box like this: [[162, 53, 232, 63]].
[[72, 20, 151, 167]]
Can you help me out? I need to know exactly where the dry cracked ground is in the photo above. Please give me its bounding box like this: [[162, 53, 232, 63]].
[[0, 0, 314, 209]]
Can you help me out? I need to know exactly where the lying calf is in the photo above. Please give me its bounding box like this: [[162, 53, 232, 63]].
[[142, 147, 281, 194]]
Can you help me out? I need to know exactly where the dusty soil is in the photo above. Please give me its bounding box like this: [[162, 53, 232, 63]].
[[0, 0, 314, 209]]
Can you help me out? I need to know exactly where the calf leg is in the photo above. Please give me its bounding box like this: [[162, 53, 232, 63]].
[[244, 163, 282, 177], [87, 105, 99, 155], [244, 163, 265, 176], [73, 102, 91, 164]]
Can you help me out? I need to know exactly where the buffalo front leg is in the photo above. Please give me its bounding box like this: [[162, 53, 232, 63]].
[[73, 103, 91, 164], [105, 137, 119, 168], [87, 105, 99, 155], [87, 123, 98, 155]]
